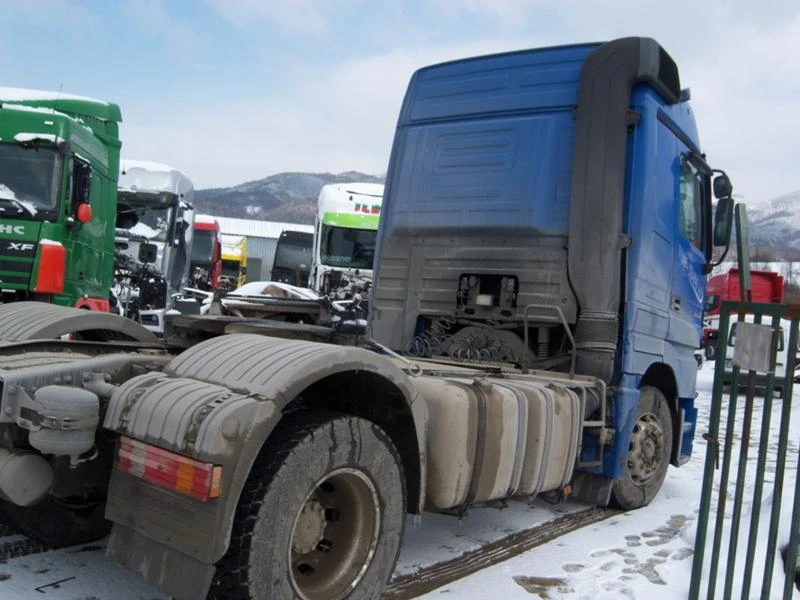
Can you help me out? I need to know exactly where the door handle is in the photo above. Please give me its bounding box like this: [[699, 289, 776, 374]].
[[672, 296, 681, 311]]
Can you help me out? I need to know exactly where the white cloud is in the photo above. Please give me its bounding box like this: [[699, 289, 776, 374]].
[[203, 0, 355, 35], [432, 0, 546, 28], [123, 0, 203, 56]]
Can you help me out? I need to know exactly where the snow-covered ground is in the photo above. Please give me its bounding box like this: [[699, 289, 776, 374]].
[[1, 361, 797, 599]]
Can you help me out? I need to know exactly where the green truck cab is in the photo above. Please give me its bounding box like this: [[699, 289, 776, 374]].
[[0, 88, 121, 310]]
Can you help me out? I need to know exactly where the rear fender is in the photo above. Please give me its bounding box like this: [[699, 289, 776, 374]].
[[104, 333, 426, 565]]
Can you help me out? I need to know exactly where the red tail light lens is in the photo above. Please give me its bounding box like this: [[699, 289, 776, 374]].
[[117, 436, 222, 502], [34, 241, 65, 294]]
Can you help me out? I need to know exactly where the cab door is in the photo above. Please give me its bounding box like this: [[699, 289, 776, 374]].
[[667, 150, 709, 395]]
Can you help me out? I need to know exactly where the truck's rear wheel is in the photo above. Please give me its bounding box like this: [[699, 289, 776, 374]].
[[208, 411, 406, 600], [610, 386, 672, 510]]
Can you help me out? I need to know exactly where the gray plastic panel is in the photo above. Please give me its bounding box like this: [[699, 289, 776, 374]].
[[371, 234, 574, 350]]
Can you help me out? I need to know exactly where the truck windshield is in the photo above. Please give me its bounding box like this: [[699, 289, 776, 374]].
[[118, 201, 175, 242], [275, 239, 312, 271], [320, 225, 376, 270], [222, 259, 239, 277], [191, 230, 215, 262], [0, 143, 62, 215], [704, 294, 720, 312]]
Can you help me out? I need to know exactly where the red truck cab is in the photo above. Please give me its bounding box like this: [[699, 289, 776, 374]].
[[190, 216, 222, 291], [702, 267, 784, 358]]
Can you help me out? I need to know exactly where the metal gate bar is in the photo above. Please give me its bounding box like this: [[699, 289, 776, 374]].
[[741, 313, 783, 598], [690, 302, 800, 599]]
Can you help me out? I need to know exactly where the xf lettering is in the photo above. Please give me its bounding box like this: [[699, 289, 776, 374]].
[[8, 242, 34, 251]]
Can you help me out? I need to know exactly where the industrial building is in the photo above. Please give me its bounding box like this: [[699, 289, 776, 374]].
[[206, 216, 314, 282]]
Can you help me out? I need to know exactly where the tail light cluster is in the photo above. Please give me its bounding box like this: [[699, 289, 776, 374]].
[[117, 436, 222, 502]]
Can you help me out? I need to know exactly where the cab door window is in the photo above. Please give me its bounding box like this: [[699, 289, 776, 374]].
[[679, 158, 704, 250]]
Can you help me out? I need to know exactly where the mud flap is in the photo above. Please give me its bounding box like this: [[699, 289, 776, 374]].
[[570, 471, 613, 505], [108, 523, 215, 600]]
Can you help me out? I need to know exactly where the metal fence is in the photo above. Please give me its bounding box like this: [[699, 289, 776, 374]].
[[690, 301, 800, 599]]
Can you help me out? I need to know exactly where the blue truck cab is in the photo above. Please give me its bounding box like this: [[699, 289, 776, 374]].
[[370, 37, 733, 507]]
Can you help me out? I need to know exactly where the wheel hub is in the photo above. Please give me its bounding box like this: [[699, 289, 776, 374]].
[[289, 468, 381, 600], [292, 499, 327, 555], [628, 413, 665, 484]]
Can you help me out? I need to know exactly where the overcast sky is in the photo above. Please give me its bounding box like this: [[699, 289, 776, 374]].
[[3, 0, 798, 203]]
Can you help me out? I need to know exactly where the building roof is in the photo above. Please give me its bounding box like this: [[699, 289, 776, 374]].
[[208, 215, 314, 239]]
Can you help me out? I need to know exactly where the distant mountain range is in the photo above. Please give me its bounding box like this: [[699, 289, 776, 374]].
[[194, 171, 384, 224], [746, 191, 800, 260], [195, 173, 800, 260]]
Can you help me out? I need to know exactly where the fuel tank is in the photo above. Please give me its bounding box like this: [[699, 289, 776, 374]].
[[416, 376, 582, 511]]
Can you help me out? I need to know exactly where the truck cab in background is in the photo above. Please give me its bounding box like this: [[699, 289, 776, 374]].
[[114, 160, 195, 334], [220, 235, 247, 291], [702, 267, 785, 359], [0, 87, 121, 310], [190, 215, 222, 291], [310, 182, 384, 300], [271, 229, 313, 287]]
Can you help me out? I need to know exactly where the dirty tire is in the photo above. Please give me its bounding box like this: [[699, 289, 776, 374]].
[[610, 386, 673, 510], [207, 410, 406, 600], [0, 497, 111, 547]]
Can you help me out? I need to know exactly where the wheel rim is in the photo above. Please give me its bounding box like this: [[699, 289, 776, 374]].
[[288, 467, 381, 600], [627, 411, 666, 485]]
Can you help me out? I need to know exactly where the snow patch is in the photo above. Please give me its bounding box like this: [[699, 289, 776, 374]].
[[0, 86, 109, 105], [13, 133, 64, 145]]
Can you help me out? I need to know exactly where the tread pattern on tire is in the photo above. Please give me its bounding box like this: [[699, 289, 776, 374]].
[[208, 409, 406, 600]]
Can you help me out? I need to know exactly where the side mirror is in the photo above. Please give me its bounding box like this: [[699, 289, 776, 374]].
[[138, 242, 158, 264], [713, 173, 733, 199], [73, 160, 92, 204], [76, 203, 92, 224], [713, 196, 734, 247], [241, 267, 247, 275]]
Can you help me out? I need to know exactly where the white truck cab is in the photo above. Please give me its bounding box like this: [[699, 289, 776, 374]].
[[310, 182, 384, 300]]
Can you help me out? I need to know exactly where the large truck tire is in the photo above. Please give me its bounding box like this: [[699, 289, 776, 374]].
[[610, 386, 673, 510], [0, 496, 111, 548], [0, 302, 157, 343], [208, 410, 406, 600]]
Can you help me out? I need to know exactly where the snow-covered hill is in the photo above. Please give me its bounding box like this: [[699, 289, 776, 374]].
[[193, 171, 384, 223], [747, 190, 800, 258]]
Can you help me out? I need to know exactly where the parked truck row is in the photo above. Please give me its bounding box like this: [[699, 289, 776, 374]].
[[0, 37, 736, 600]]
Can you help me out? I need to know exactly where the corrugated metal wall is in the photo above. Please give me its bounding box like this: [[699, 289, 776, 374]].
[[245, 237, 278, 280]]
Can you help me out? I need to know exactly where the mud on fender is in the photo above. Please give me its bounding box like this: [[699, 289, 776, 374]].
[[104, 370, 275, 458]]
